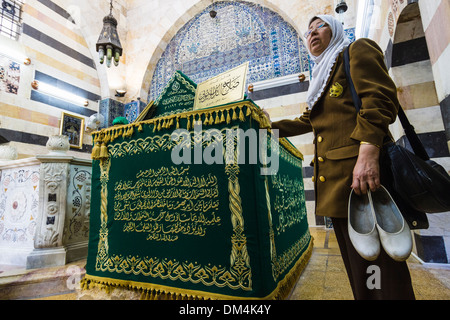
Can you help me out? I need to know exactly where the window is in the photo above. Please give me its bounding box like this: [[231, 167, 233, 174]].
[[0, 0, 23, 40]]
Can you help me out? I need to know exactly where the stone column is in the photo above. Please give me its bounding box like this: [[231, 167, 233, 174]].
[[26, 136, 71, 269]]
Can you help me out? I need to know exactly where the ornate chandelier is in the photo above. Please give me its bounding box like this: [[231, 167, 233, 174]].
[[96, 0, 122, 67]]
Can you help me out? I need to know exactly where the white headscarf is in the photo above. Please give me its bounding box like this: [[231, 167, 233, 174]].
[[306, 15, 350, 108]]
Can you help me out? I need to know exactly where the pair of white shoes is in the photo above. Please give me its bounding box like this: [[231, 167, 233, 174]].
[[348, 185, 412, 262]]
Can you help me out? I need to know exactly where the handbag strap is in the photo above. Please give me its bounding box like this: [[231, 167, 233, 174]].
[[343, 44, 430, 161]]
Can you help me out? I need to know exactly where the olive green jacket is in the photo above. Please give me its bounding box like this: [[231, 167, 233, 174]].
[[272, 38, 399, 218]]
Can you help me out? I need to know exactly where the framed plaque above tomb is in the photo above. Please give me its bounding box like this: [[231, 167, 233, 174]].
[[194, 62, 249, 110]]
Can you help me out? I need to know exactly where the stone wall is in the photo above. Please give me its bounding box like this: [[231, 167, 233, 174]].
[[359, 0, 450, 263], [0, 141, 92, 268], [0, 0, 102, 159]]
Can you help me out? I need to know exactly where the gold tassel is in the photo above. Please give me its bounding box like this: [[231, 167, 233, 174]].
[[91, 133, 101, 159], [204, 113, 209, 126], [187, 116, 191, 131], [239, 107, 245, 121], [208, 112, 212, 125], [208, 112, 213, 125], [104, 131, 111, 144], [138, 123, 143, 132], [226, 109, 231, 124], [220, 110, 225, 123], [128, 126, 134, 137], [246, 105, 252, 117], [197, 114, 202, 126], [100, 143, 109, 159], [261, 110, 272, 129], [80, 278, 89, 290], [232, 107, 237, 120], [91, 144, 100, 159], [157, 120, 162, 131], [176, 116, 180, 129], [215, 111, 220, 124]]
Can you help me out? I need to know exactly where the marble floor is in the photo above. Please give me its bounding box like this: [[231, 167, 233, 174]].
[[290, 227, 450, 300], [1, 227, 449, 300]]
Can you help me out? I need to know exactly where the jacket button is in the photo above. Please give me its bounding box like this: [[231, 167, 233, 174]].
[[312, 176, 315, 182], [317, 136, 323, 143], [319, 176, 326, 182], [412, 221, 417, 227], [318, 157, 324, 162]]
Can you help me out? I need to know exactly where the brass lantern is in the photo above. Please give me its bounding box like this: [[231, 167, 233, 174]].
[[96, 0, 122, 67]]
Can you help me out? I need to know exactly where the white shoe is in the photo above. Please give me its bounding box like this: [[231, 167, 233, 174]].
[[348, 189, 381, 261], [370, 185, 412, 262]]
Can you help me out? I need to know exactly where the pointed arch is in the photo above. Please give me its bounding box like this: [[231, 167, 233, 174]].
[[140, 0, 309, 102]]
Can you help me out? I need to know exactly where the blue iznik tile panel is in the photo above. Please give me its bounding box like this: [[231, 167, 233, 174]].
[[99, 98, 124, 128], [124, 100, 147, 123], [345, 27, 356, 43], [148, 1, 309, 102]]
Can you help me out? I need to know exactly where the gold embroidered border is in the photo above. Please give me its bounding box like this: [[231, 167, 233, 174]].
[[93, 129, 252, 291], [265, 177, 310, 281], [82, 237, 313, 300], [91, 101, 303, 161]]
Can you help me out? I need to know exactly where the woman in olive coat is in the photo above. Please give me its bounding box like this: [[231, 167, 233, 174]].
[[267, 15, 415, 300]]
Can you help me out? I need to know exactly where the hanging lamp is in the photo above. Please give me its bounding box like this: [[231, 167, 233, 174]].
[[209, 0, 217, 18], [96, 0, 122, 67], [335, 0, 348, 25]]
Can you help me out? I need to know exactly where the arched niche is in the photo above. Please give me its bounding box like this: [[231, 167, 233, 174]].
[[144, 0, 310, 102]]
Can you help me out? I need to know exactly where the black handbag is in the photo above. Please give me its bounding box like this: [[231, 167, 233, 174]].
[[343, 44, 450, 229]]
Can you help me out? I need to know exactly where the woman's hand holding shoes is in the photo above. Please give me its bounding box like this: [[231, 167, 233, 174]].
[[351, 143, 381, 195]]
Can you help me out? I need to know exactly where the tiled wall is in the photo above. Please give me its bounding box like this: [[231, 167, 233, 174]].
[[98, 98, 147, 128], [124, 100, 147, 123], [148, 1, 310, 102]]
